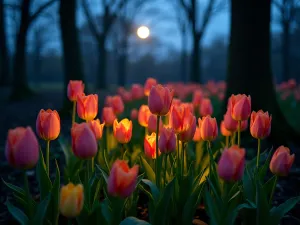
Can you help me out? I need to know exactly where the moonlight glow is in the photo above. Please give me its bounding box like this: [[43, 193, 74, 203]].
[[137, 26, 150, 39]]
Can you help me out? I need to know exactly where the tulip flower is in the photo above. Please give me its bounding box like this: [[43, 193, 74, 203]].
[[240, 120, 248, 131], [250, 110, 272, 139], [107, 160, 139, 198], [60, 183, 84, 218], [229, 94, 251, 121], [36, 109, 61, 141], [71, 123, 98, 159], [5, 127, 39, 169], [121, 91, 132, 103], [67, 80, 85, 102], [102, 107, 116, 126], [113, 119, 133, 144], [88, 119, 105, 140], [159, 127, 176, 154], [144, 77, 157, 96], [217, 145, 246, 182], [198, 116, 218, 141], [170, 104, 195, 135], [131, 84, 144, 100], [148, 114, 164, 134], [270, 146, 295, 177], [130, 108, 138, 120], [220, 121, 232, 137], [138, 105, 151, 127], [144, 133, 158, 159], [193, 126, 202, 142], [223, 110, 238, 132], [178, 115, 196, 142], [110, 95, 124, 115], [148, 84, 174, 116], [192, 90, 203, 107], [199, 98, 213, 117], [77, 94, 98, 121]]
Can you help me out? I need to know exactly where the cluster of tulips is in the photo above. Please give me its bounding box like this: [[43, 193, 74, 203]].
[[3, 77, 300, 225]]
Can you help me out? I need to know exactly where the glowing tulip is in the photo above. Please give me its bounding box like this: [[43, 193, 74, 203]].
[[130, 108, 138, 120], [144, 133, 158, 159], [250, 110, 272, 139], [77, 94, 98, 121], [148, 84, 174, 116], [217, 145, 246, 181], [178, 115, 196, 142], [220, 121, 232, 137], [113, 119, 133, 144], [71, 123, 98, 159], [107, 160, 139, 198], [199, 98, 213, 116], [67, 80, 84, 101], [60, 183, 84, 218], [88, 119, 105, 140], [170, 104, 195, 134], [229, 94, 251, 121], [102, 107, 116, 126], [270, 146, 295, 176], [5, 127, 39, 169], [144, 77, 157, 96], [36, 109, 60, 141], [159, 127, 176, 154], [193, 126, 202, 142], [198, 116, 218, 141], [138, 105, 151, 127]]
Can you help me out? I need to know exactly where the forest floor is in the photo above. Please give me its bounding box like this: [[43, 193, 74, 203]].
[[0, 86, 300, 225]]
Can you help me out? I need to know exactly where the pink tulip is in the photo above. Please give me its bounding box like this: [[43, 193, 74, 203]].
[[229, 94, 251, 121], [270, 146, 295, 176], [159, 127, 176, 153]]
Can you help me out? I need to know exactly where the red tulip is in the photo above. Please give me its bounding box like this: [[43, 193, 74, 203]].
[[67, 80, 84, 101], [270, 146, 295, 176], [158, 127, 176, 154], [88, 119, 105, 140], [229, 94, 251, 121], [36, 109, 60, 141], [199, 98, 213, 116], [198, 116, 218, 141], [130, 108, 138, 120], [144, 77, 157, 96], [250, 110, 272, 139], [102, 107, 116, 126]]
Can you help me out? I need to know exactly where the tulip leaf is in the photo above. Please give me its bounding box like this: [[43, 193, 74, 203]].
[[120, 217, 151, 225], [36, 150, 52, 200], [6, 199, 29, 225], [242, 166, 255, 201], [58, 136, 71, 166], [140, 156, 155, 183], [97, 164, 108, 183], [269, 196, 300, 225], [256, 179, 270, 224], [247, 149, 269, 173], [258, 148, 273, 181], [263, 175, 276, 197], [2, 179, 25, 197], [48, 160, 60, 224], [31, 194, 51, 225], [204, 187, 220, 225], [226, 202, 256, 225], [141, 179, 160, 203]]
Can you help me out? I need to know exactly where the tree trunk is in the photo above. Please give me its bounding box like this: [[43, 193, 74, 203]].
[[225, 0, 300, 146], [281, 21, 290, 81], [180, 27, 187, 83], [59, 0, 85, 114], [97, 36, 107, 90], [0, 0, 10, 86], [191, 31, 201, 83], [10, 0, 32, 100]]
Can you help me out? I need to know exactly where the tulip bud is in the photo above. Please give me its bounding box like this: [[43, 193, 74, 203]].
[[220, 121, 232, 137], [71, 123, 98, 159], [198, 116, 218, 141], [67, 80, 85, 101], [138, 105, 151, 127], [270, 146, 295, 176], [5, 127, 39, 169], [250, 110, 272, 139], [130, 108, 138, 120], [36, 109, 60, 141], [110, 95, 124, 115], [113, 119, 133, 144], [217, 145, 246, 181], [147, 114, 163, 134], [60, 183, 84, 218], [107, 160, 139, 198], [144, 77, 157, 96], [77, 94, 98, 121], [199, 98, 213, 117], [148, 84, 174, 116], [102, 107, 116, 126], [193, 126, 202, 142], [229, 94, 251, 121], [159, 127, 176, 154], [144, 133, 158, 159], [88, 119, 105, 140]]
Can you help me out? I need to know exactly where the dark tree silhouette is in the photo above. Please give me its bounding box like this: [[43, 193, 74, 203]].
[[0, 0, 9, 86], [9, 0, 57, 100], [59, 0, 85, 113], [225, 0, 300, 146]]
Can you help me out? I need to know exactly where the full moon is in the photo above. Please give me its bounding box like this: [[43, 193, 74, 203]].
[[137, 26, 150, 39]]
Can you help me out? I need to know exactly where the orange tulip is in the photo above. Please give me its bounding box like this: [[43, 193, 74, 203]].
[[270, 146, 295, 176], [113, 119, 133, 144], [36, 109, 60, 141], [107, 160, 139, 198], [229, 94, 251, 121], [198, 115, 218, 141], [199, 98, 213, 116], [88, 119, 105, 140], [220, 121, 232, 137], [159, 127, 176, 154], [77, 94, 98, 121], [138, 105, 151, 127], [102, 107, 116, 126], [130, 108, 138, 120], [193, 126, 202, 142], [169, 104, 195, 134], [110, 95, 124, 115], [217, 145, 246, 181], [148, 84, 174, 116], [67, 80, 84, 101], [144, 133, 158, 159], [71, 123, 98, 159], [60, 183, 84, 218], [5, 127, 39, 169], [147, 114, 164, 134], [250, 110, 272, 139], [178, 115, 196, 142], [144, 77, 157, 96]]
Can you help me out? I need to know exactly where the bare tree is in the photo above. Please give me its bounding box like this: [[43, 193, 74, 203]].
[[8, 0, 58, 100], [0, 0, 9, 86], [177, 0, 225, 83], [82, 0, 129, 89], [273, 0, 300, 81]]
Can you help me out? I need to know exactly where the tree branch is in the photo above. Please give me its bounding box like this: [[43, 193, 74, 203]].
[[198, 0, 216, 39], [82, 0, 101, 41], [4, 3, 21, 10], [29, 0, 58, 24]]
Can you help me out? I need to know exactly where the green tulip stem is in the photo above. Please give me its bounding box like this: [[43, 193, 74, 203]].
[[269, 175, 278, 205], [177, 135, 180, 181], [226, 136, 229, 148], [23, 171, 33, 219], [106, 126, 110, 153], [164, 154, 168, 186], [145, 127, 148, 137], [72, 101, 76, 126], [155, 115, 161, 189], [207, 141, 212, 179], [237, 121, 241, 147], [181, 141, 185, 177], [46, 140, 50, 176], [256, 139, 261, 168]]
